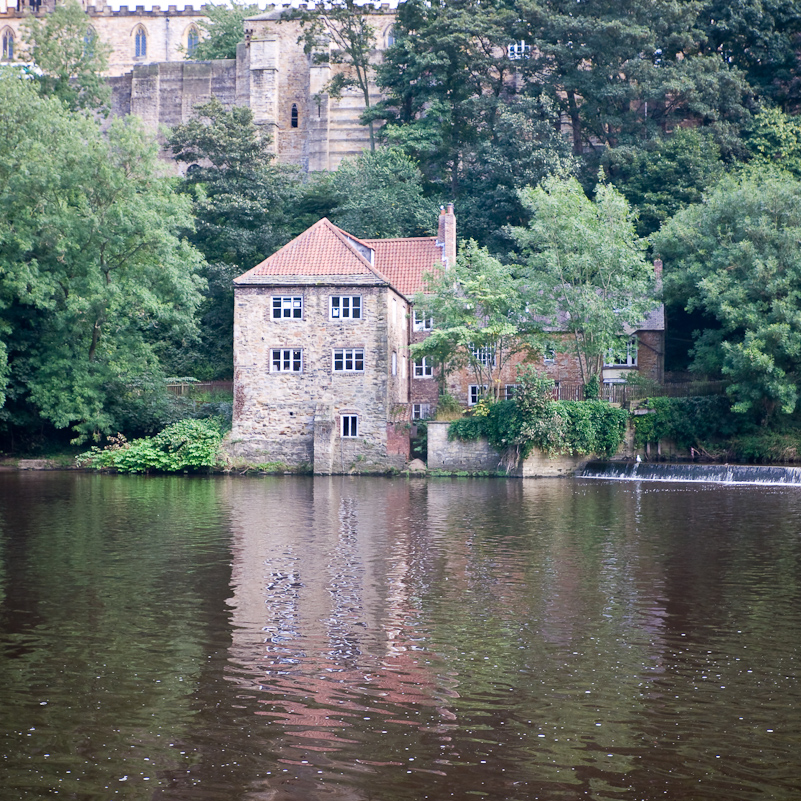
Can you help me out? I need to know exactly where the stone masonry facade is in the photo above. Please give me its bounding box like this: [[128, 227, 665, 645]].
[[1, 1, 397, 173]]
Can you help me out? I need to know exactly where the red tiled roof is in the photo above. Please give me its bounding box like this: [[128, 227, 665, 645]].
[[365, 237, 445, 296], [234, 218, 391, 283], [234, 218, 446, 295]]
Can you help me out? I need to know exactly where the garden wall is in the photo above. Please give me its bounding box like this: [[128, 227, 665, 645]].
[[427, 422, 595, 477]]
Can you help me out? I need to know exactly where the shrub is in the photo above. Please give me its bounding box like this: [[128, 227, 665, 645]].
[[77, 417, 226, 473], [632, 396, 742, 449]]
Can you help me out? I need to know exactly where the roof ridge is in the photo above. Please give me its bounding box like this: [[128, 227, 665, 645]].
[[322, 219, 398, 287]]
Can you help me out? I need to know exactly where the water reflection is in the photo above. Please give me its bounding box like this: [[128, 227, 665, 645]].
[[0, 474, 799, 800]]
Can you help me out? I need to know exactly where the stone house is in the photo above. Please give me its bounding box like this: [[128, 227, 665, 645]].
[[230, 207, 455, 473], [231, 205, 663, 471]]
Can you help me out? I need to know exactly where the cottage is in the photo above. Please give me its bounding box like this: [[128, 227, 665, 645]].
[[231, 205, 664, 472]]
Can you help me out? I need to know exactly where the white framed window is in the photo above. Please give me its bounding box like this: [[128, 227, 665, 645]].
[[470, 345, 496, 367], [134, 26, 147, 58], [412, 403, 431, 420], [333, 348, 364, 372], [604, 337, 638, 367], [271, 348, 303, 372], [413, 311, 433, 331], [272, 296, 303, 319], [543, 349, 556, 365], [468, 385, 488, 405], [413, 357, 433, 378], [508, 40, 531, 60], [505, 384, 519, 400], [330, 295, 361, 319], [341, 414, 359, 438]]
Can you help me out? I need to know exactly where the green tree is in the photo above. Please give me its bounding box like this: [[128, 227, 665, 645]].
[[20, 0, 111, 111], [742, 107, 801, 179], [188, 2, 261, 61], [603, 128, 725, 237], [328, 147, 439, 238], [653, 169, 801, 420], [0, 73, 205, 441], [167, 98, 299, 378], [374, 0, 520, 194], [697, 0, 801, 111], [411, 241, 543, 401], [288, 0, 383, 150], [512, 176, 657, 383], [517, 0, 755, 159]]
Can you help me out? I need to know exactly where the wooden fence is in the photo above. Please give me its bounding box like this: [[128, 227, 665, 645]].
[[552, 380, 728, 404], [166, 380, 233, 397]]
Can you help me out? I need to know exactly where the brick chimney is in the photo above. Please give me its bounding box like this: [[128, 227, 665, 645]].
[[437, 203, 457, 269]]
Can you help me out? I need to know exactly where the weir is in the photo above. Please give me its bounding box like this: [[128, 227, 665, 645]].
[[579, 461, 801, 486]]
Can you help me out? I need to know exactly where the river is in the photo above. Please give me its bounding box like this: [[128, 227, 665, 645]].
[[0, 472, 799, 800]]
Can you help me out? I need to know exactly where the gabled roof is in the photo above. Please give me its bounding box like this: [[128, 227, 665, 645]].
[[363, 237, 445, 297], [234, 218, 393, 287], [234, 218, 445, 295]]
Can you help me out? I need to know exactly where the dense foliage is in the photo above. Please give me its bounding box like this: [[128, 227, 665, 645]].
[[77, 418, 226, 473], [449, 370, 628, 464], [654, 170, 801, 419], [0, 73, 205, 444], [512, 177, 659, 382], [631, 396, 743, 449], [188, 2, 261, 61], [20, 0, 112, 111]]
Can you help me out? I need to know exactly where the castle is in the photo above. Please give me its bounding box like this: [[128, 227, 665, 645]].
[[0, 0, 397, 172]]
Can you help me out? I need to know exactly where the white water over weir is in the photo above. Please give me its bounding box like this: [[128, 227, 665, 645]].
[[580, 460, 801, 486]]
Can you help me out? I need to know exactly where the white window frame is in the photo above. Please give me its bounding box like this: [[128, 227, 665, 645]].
[[508, 40, 531, 60], [330, 295, 362, 320], [543, 349, 556, 365], [413, 311, 433, 332], [272, 296, 303, 320], [505, 384, 519, 400], [470, 345, 496, 367], [332, 348, 364, 373], [341, 414, 359, 438], [413, 356, 433, 378], [468, 385, 488, 406], [271, 348, 303, 373], [412, 403, 431, 420], [604, 337, 638, 367]]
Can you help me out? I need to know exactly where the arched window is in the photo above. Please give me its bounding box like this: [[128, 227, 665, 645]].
[[186, 26, 199, 56], [291, 103, 299, 128], [386, 26, 395, 47], [84, 26, 97, 57], [1, 30, 13, 61], [134, 26, 147, 58]]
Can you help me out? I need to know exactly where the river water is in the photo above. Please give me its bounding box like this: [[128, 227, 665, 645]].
[[0, 473, 799, 801]]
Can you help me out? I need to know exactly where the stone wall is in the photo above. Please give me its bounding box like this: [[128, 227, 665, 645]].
[[427, 422, 501, 473], [427, 421, 599, 477], [231, 281, 410, 473]]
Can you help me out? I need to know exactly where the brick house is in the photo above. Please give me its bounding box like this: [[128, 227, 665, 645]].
[[231, 205, 663, 471]]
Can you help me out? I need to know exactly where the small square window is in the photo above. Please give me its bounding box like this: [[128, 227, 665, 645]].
[[413, 357, 433, 378], [468, 385, 488, 405], [543, 349, 556, 365], [413, 310, 433, 331], [333, 348, 364, 372], [412, 403, 431, 420], [271, 348, 303, 372], [272, 296, 303, 319], [341, 414, 359, 437], [330, 295, 362, 320], [505, 384, 519, 400]]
